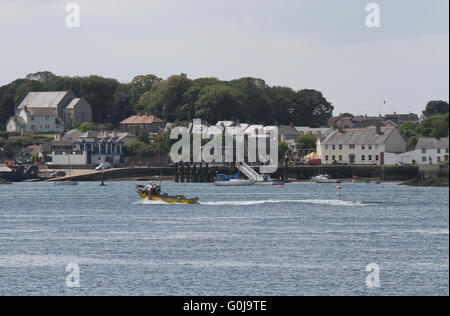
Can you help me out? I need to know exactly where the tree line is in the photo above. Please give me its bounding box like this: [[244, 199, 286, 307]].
[[0, 71, 334, 129]]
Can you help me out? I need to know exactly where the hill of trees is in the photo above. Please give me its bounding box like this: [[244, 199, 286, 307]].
[[0, 71, 334, 129]]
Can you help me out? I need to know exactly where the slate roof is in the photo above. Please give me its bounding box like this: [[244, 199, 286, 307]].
[[416, 138, 449, 150], [322, 127, 395, 145], [18, 91, 70, 108]]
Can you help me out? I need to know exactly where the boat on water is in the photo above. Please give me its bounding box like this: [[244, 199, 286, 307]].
[[255, 174, 285, 186], [214, 172, 255, 186], [136, 183, 199, 204], [311, 174, 341, 184]]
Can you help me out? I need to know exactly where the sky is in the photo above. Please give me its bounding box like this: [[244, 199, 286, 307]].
[[0, 0, 448, 116]]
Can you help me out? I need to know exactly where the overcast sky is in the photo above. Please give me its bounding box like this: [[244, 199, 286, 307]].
[[1, 0, 448, 116]]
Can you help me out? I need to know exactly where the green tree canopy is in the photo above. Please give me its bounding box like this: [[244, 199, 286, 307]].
[[423, 100, 449, 117], [295, 134, 317, 151]]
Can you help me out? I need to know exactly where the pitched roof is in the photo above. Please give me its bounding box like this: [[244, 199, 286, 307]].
[[120, 115, 166, 125], [322, 127, 395, 145], [18, 91, 71, 109], [416, 138, 449, 149], [25, 107, 58, 116], [65, 98, 81, 109]]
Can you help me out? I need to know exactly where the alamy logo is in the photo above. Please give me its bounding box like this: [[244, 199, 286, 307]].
[[66, 263, 80, 288], [365, 263, 381, 289], [170, 120, 279, 174], [365, 3, 381, 28], [65, 3, 81, 28]]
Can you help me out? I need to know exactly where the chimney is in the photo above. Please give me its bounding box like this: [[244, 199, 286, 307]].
[[338, 125, 344, 133], [376, 120, 382, 135]]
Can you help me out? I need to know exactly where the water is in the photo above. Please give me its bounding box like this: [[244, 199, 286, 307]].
[[0, 181, 448, 296]]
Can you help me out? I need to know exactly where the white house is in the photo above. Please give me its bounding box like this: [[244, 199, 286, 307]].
[[7, 91, 92, 133], [7, 106, 64, 133], [317, 126, 406, 165], [385, 137, 449, 165]]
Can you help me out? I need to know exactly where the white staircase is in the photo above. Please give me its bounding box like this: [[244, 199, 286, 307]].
[[235, 162, 263, 181]]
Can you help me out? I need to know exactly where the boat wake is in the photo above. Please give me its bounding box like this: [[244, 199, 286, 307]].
[[200, 199, 371, 207]]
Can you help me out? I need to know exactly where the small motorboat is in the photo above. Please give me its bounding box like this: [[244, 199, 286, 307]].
[[214, 179, 256, 186], [136, 183, 199, 204], [214, 172, 256, 186], [255, 174, 285, 186], [311, 174, 340, 184]]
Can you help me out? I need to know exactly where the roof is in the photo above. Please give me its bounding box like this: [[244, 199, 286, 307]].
[[120, 115, 166, 125], [279, 126, 299, 135], [322, 127, 395, 145], [18, 91, 71, 109], [65, 98, 81, 109], [295, 127, 335, 135], [62, 130, 84, 140], [416, 138, 449, 150], [24, 107, 57, 116]]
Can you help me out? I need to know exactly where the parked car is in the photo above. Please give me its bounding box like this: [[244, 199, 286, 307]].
[[49, 171, 66, 178], [305, 158, 322, 165], [396, 162, 410, 166], [332, 160, 348, 165], [95, 162, 112, 171]]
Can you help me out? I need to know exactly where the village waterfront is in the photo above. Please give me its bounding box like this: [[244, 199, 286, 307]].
[[0, 181, 448, 296]]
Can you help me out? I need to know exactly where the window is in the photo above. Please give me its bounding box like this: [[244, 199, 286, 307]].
[[362, 145, 366, 150], [437, 157, 441, 162], [422, 149, 427, 154], [30, 116, 35, 121], [368, 145, 373, 150], [332, 155, 336, 161], [45, 116, 49, 120], [422, 157, 427, 162], [362, 155, 366, 161], [349, 144, 355, 149], [325, 156, 329, 161], [375, 145, 379, 150], [369, 155, 372, 161], [325, 145, 329, 150], [437, 149, 441, 154], [30, 125, 35, 130], [332, 145, 336, 150], [446, 149, 449, 154], [375, 155, 379, 161], [339, 155, 343, 161], [339, 145, 343, 150]]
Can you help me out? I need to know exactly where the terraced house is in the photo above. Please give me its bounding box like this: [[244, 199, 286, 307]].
[[317, 125, 407, 165]]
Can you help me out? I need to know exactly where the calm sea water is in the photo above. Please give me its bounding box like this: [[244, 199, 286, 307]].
[[0, 181, 448, 296]]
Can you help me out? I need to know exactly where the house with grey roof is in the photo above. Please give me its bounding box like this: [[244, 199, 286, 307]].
[[385, 137, 449, 165], [317, 126, 406, 165], [6, 91, 92, 133]]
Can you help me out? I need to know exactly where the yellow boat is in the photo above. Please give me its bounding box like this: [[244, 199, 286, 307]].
[[136, 183, 199, 205]]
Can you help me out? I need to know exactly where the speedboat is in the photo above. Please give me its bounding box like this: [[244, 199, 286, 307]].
[[136, 183, 199, 204], [214, 172, 256, 186], [311, 174, 340, 184], [214, 179, 256, 186]]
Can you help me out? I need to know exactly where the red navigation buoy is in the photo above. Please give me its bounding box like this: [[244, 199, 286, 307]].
[[336, 186, 342, 190]]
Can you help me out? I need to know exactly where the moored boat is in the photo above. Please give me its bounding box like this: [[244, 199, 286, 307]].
[[136, 183, 199, 204], [311, 174, 340, 184]]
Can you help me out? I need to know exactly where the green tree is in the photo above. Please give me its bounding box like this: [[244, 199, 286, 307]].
[[295, 134, 317, 151], [398, 121, 419, 138], [423, 100, 449, 117], [76, 122, 97, 132], [194, 85, 242, 123]]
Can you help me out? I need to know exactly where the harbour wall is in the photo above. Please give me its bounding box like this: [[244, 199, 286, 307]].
[[45, 165, 420, 182]]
